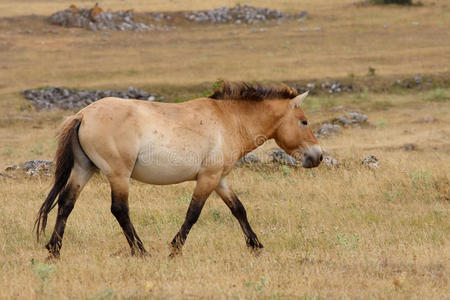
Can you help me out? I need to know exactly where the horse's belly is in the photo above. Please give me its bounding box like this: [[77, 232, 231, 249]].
[[131, 147, 201, 185]]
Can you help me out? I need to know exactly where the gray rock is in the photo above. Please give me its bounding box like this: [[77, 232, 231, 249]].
[[269, 149, 298, 166], [324, 156, 339, 167], [362, 155, 378, 169], [306, 83, 315, 90], [332, 112, 372, 128], [23, 160, 54, 176], [414, 116, 436, 123], [402, 143, 416, 151], [297, 10, 308, 21], [236, 152, 261, 166], [315, 123, 340, 138]]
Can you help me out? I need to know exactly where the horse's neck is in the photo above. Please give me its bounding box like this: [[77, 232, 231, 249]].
[[221, 100, 288, 154]]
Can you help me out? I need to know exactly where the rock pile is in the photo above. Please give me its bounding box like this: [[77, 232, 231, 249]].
[[332, 112, 373, 128], [315, 123, 340, 138], [184, 4, 284, 24], [324, 156, 339, 167], [320, 81, 353, 94], [315, 112, 372, 138], [269, 149, 298, 166], [294, 80, 353, 95], [235, 149, 298, 167], [414, 116, 437, 123], [235, 149, 342, 168], [362, 155, 378, 169], [402, 143, 417, 151], [236, 152, 261, 166], [4, 160, 53, 177], [22, 86, 162, 110], [395, 75, 426, 89], [50, 5, 152, 31]]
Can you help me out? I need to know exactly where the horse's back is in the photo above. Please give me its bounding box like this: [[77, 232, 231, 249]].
[[76, 97, 225, 184]]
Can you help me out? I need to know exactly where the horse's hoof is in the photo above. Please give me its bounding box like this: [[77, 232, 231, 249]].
[[46, 252, 60, 261], [135, 251, 151, 259], [168, 250, 182, 259], [249, 245, 264, 257]]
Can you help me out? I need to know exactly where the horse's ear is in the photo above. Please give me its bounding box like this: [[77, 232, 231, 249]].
[[290, 91, 309, 108]]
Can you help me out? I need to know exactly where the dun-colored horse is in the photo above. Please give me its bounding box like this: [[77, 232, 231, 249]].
[[34, 81, 323, 258]]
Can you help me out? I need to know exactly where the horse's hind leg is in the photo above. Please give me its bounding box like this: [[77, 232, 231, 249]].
[[109, 176, 147, 256], [215, 178, 263, 252], [46, 163, 94, 258]]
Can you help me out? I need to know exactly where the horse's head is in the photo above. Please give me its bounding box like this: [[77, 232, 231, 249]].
[[273, 91, 323, 168]]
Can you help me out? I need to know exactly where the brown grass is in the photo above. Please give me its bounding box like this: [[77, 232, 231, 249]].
[[0, 0, 449, 94], [0, 0, 449, 298]]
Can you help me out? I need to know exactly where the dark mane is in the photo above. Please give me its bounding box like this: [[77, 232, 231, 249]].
[[209, 81, 298, 101]]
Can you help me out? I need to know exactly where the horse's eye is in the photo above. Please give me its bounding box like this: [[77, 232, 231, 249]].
[[299, 120, 308, 127]]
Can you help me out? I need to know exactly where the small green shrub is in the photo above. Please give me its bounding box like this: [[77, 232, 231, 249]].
[[425, 88, 449, 103]]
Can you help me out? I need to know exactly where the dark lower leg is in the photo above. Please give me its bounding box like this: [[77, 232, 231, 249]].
[[45, 186, 77, 258], [224, 194, 263, 249], [170, 196, 206, 256], [111, 194, 146, 255]]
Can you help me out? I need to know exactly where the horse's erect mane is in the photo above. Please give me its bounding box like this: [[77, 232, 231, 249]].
[[208, 80, 299, 101]]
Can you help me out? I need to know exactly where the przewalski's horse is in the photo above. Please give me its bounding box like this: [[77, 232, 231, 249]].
[[34, 81, 323, 258]]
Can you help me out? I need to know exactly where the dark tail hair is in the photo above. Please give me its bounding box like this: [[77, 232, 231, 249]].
[[34, 116, 82, 242]]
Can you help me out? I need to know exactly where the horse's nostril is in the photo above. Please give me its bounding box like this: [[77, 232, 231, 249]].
[[319, 154, 323, 162]]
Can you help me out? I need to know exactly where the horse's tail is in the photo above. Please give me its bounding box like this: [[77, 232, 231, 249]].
[[34, 115, 83, 242]]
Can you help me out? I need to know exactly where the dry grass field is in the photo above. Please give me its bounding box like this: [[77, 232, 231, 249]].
[[0, 0, 449, 299]]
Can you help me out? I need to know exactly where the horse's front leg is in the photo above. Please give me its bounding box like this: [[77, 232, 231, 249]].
[[215, 178, 263, 253], [169, 171, 221, 257]]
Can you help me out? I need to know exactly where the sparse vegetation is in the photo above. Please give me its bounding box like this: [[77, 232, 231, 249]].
[[425, 88, 449, 103], [371, 0, 413, 5]]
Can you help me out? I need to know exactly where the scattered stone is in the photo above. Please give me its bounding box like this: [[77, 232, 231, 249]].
[[184, 4, 285, 25], [50, 4, 156, 31], [414, 116, 437, 123], [315, 123, 340, 138], [362, 155, 378, 169], [332, 106, 346, 112], [251, 27, 267, 33], [312, 26, 323, 31], [22, 86, 163, 110], [269, 149, 298, 166], [322, 81, 350, 94], [294, 80, 353, 95], [402, 143, 417, 151], [297, 10, 308, 21], [414, 75, 423, 85], [236, 152, 261, 166], [324, 156, 339, 167], [4, 165, 19, 171], [395, 75, 425, 89], [306, 83, 315, 90], [23, 160, 53, 176], [4, 160, 54, 177], [332, 112, 373, 128]]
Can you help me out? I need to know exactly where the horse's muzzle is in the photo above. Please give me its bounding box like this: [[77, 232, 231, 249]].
[[302, 145, 323, 168]]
